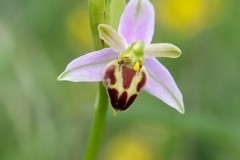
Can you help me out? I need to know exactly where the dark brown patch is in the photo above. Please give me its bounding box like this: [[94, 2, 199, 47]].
[[122, 65, 136, 89], [126, 94, 137, 108], [110, 91, 128, 111], [103, 65, 116, 86], [117, 92, 128, 110], [107, 88, 118, 107], [137, 72, 146, 92], [110, 92, 138, 111]]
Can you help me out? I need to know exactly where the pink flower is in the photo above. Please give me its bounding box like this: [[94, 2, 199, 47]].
[[58, 0, 184, 113]]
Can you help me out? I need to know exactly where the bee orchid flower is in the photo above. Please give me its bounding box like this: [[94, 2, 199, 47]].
[[58, 0, 185, 113]]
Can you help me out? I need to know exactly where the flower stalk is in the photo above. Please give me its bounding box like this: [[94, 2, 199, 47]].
[[84, 84, 108, 160], [85, 0, 125, 160]]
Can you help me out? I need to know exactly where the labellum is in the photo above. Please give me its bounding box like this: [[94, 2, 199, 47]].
[[103, 59, 147, 111], [103, 41, 147, 111]]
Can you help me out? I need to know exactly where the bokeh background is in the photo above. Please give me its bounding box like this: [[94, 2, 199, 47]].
[[1, 0, 240, 159]]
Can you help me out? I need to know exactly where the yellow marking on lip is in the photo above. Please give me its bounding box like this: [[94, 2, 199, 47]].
[[133, 61, 140, 72]]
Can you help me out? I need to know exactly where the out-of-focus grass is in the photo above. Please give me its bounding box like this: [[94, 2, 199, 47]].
[[0, 0, 240, 160]]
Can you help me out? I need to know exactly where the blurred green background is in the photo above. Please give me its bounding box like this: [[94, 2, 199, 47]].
[[1, 0, 240, 160]]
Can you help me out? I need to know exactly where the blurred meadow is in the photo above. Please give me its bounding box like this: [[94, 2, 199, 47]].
[[1, 0, 240, 159]]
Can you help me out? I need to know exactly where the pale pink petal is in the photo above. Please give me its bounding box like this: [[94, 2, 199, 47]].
[[57, 48, 118, 82], [144, 58, 185, 113], [118, 0, 155, 45]]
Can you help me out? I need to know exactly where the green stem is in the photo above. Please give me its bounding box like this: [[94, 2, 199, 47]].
[[85, 1, 109, 160], [85, 0, 125, 159], [84, 84, 108, 160]]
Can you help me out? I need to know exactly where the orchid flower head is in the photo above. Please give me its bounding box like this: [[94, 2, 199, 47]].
[[58, 0, 185, 114]]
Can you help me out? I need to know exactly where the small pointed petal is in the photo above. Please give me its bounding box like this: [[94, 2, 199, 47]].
[[144, 58, 185, 113], [57, 48, 117, 82], [145, 43, 182, 58], [118, 0, 155, 45], [98, 24, 127, 52]]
